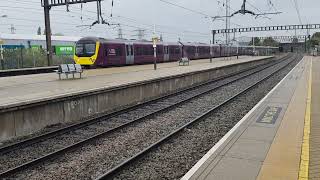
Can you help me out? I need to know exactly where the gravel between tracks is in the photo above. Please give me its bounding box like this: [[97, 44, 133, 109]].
[[0, 58, 279, 174], [6, 55, 300, 179], [5, 55, 299, 180], [109, 55, 302, 180]]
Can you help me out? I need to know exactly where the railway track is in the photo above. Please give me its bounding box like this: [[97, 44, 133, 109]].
[[107, 54, 303, 180], [97, 54, 302, 180], [0, 54, 298, 179]]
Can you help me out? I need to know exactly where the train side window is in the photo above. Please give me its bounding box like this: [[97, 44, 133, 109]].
[[149, 46, 154, 55], [130, 45, 134, 56], [157, 47, 163, 54], [148, 47, 153, 55], [164, 46, 169, 54], [135, 47, 138, 55], [136, 47, 140, 56], [126, 45, 129, 56], [175, 48, 180, 54], [142, 47, 147, 55], [115, 47, 123, 56]]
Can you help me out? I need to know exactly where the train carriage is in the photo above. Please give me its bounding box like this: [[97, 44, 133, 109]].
[[168, 45, 181, 61], [74, 37, 279, 67]]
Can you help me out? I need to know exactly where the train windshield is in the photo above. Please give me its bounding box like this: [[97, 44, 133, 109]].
[[75, 42, 96, 57]]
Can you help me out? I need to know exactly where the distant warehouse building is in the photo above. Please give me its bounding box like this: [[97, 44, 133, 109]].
[[0, 33, 81, 55]]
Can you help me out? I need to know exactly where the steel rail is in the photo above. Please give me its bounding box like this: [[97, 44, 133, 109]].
[[95, 54, 301, 180], [0, 56, 281, 155], [0, 55, 290, 178]]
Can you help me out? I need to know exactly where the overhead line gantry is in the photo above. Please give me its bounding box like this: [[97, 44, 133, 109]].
[[41, 0, 104, 66], [212, 24, 320, 44]]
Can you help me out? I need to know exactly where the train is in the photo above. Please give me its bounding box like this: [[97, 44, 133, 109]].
[[74, 37, 279, 67]]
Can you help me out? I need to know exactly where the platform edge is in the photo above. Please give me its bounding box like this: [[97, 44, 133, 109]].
[[181, 56, 304, 180], [298, 58, 312, 180]]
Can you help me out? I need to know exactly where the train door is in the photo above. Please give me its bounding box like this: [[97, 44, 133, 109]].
[[195, 46, 199, 59], [164, 45, 169, 61], [125, 43, 134, 64]]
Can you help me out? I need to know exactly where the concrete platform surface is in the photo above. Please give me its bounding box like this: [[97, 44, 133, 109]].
[[0, 56, 269, 109], [182, 56, 320, 180]]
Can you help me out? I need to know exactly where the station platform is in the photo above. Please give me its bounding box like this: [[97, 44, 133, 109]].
[[0, 56, 269, 109], [182, 56, 320, 180]]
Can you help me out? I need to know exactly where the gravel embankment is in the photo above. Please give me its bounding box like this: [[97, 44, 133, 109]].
[[6, 55, 300, 180]]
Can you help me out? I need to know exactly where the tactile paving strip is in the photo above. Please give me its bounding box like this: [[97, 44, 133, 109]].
[[310, 58, 320, 179]]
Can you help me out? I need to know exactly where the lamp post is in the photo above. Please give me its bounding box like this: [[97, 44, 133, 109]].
[[210, 40, 213, 63], [0, 40, 4, 70], [153, 37, 157, 70], [152, 25, 158, 70]]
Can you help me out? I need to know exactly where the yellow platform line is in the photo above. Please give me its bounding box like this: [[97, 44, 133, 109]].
[[298, 58, 312, 180]]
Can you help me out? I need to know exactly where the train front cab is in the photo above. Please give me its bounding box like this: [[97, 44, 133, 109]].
[[74, 40, 100, 66]]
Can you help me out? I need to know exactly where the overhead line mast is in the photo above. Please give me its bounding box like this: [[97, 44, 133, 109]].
[[41, 0, 104, 66], [230, 0, 282, 18]]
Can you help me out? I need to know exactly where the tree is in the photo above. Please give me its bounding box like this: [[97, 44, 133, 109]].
[[249, 37, 261, 46], [262, 37, 279, 47], [37, 27, 41, 35], [43, 28, 53, 35], [309, 32, 320, 47], [53, 33, 64, 36]]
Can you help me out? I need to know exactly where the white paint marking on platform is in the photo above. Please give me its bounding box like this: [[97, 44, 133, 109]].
[[181, 57, 305, 180]]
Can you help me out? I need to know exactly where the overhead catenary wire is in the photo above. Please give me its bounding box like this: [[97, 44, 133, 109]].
[[158, 0, 241, 27], [291, 0, 303, 25], [7, 1, 211, 35], [0, 0, 248, 42], [246, 1, 271, 20], [0, 5, 210, 41], [267, 0, 278, 12]]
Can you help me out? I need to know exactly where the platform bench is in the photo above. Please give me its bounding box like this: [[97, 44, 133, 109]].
[[55, 64, 83, 80], [179, 57, 190, 66]]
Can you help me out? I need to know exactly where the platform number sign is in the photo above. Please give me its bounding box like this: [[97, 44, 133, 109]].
[[257, 106, 282, 124]]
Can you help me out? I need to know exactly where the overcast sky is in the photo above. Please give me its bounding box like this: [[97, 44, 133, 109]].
[[0, 0, 319, 43]]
